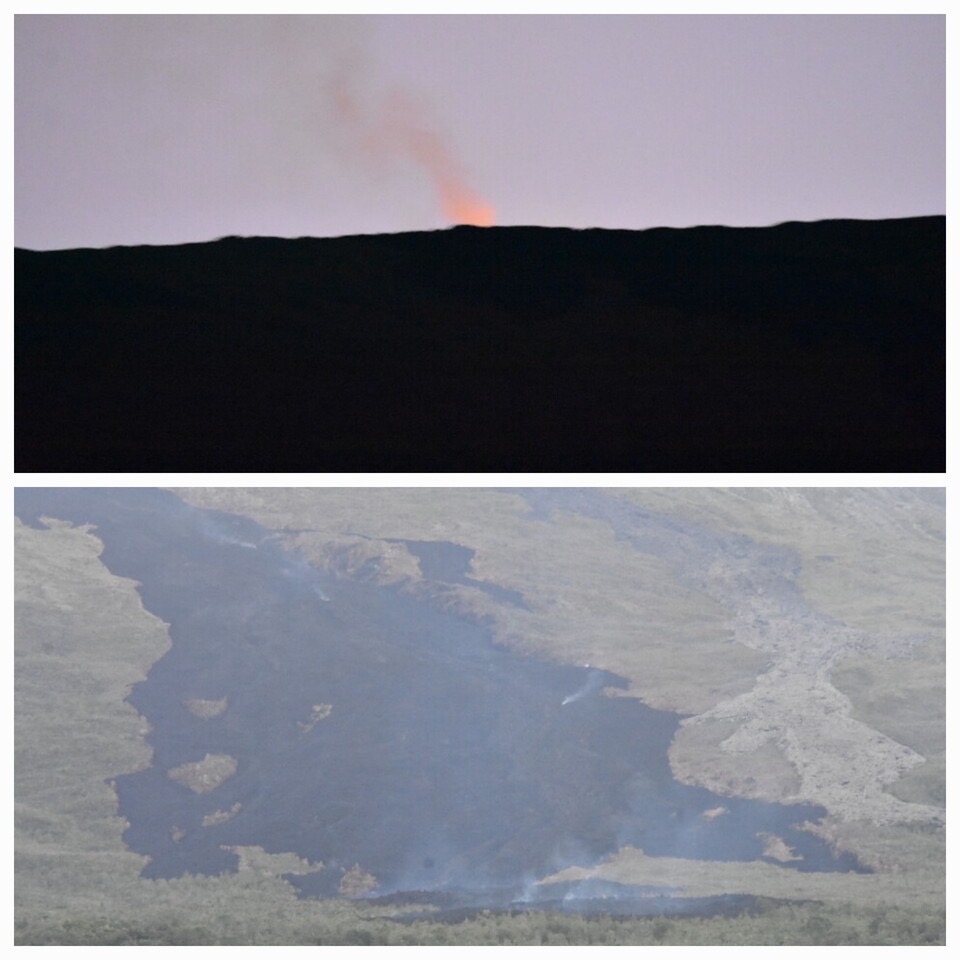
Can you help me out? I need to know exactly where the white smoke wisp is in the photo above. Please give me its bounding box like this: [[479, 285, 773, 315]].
[[561, 667, 605, 706], [276, 550, 334, 603], [196, 513, 261, 550]]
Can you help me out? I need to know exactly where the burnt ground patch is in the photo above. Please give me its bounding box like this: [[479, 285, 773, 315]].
[[15, 488, 869, 903]]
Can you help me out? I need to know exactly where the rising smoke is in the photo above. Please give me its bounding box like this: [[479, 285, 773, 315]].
[[561, 667, 606, 706], [330, 60, 495, 227], [195, 508, 333, 601], [15, 15, 493, 248]]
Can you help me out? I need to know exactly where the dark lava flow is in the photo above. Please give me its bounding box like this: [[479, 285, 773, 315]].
[[15, 488, 868, 908], [383, 537, 528, 608]]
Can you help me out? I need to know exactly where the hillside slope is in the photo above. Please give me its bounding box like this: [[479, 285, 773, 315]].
[[15, 217, 944, 472], [15, 488, 944, 944]]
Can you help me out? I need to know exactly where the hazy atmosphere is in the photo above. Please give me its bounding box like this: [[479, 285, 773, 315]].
[[15, 488, 945, 945], [15, 13, 944, 250]]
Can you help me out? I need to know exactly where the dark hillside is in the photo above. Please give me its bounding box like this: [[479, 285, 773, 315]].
[[15, 217, 944, 472]]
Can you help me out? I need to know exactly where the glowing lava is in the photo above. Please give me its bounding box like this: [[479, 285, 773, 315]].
[[439, 181, 496, 227], [332, 72, 495, 227]]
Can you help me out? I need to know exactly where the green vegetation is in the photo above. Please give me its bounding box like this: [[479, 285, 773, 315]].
[[14, 900, 946, 946], [831, 640, 945, 808], [617, 488, 945, 635]]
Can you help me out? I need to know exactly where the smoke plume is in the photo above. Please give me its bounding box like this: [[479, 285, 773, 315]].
[[331, 66, 495, 227]]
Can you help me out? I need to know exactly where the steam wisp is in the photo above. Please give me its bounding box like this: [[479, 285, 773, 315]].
[[197, 511, 332, 601], [562, 666, 605, 706]]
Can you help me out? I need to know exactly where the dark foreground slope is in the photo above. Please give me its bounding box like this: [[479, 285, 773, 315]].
[[15, 217, 944, 472]]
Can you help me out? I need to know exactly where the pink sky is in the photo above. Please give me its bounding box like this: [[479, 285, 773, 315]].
[[15, 14, 944, 250]]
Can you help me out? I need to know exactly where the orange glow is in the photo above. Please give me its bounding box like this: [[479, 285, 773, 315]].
[[442, 188, 496, 227], [331, 72, 495, 227], [384, 91, 496, 227]]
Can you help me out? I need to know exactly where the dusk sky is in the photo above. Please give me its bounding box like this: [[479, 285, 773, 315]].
[[15, 13, 945, 251]]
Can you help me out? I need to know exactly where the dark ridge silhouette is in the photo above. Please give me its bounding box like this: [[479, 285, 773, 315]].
[[15, 217, 944, 472]]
